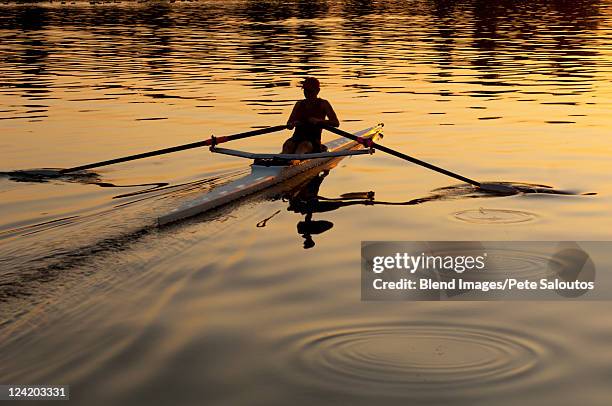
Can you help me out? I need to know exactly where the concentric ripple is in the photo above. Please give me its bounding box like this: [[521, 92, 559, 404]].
[[283, 323, 551, 398], [482, 248, 558, 280], [453, 208, 538, 224], [424, 245, 556, 281]]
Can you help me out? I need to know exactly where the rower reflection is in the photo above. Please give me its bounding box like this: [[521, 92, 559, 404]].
[[273, 172, 595, 249], [283, 170, 376, 249], [286, 170, 334, 249]]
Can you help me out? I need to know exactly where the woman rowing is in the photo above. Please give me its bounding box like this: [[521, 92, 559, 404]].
[[283, 77, 340, 154]]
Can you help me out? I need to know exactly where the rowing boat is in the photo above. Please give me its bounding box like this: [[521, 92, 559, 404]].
[[157, 124, 384, 225]]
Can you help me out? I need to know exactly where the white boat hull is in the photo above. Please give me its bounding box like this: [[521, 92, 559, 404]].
[[158, 125, 383, 226]]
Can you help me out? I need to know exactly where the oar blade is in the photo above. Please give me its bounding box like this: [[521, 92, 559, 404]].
[[478, 182, 519, 195]]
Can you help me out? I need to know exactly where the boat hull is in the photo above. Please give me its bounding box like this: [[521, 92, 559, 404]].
[[157, 125, 383, 226]]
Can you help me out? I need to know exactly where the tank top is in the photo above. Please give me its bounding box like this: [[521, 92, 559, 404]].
[[292, 98, 327, 150]]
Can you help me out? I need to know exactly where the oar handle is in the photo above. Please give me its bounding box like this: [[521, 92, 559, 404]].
[[60, 125, 288, 174], [322, 124, 481, 187]]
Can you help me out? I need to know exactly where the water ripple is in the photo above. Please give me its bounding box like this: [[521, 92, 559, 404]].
[[281, 322, 555, 398], [453, 208, 538, 224]]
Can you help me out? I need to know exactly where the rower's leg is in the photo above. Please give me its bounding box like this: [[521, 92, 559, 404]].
[[282, 138, 297, 154], [295, 141, 314, 154]]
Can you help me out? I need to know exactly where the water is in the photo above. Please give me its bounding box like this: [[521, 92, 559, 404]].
[[1, 1, 611, 404]]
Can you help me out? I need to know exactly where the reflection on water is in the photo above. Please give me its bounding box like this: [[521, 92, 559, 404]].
[[1, 0, 609, 122], [1, 1, 612, 405]]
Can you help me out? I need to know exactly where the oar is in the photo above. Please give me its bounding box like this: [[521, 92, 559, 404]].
[[59, 125, 288, 174], [322, 124, 516, 194]]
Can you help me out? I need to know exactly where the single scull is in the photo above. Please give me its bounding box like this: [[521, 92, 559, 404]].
[[47, 118, 517, 226], [157, 124, 384, 225]]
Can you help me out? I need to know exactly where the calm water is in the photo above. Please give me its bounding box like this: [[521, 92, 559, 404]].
[[1, 1, 611, 404]]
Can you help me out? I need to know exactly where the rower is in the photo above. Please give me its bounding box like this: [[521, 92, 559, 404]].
[[283, 77, 340, 154]]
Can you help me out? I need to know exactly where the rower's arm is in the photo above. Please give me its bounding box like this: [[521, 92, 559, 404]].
[[287, 101, 301, 130], [324, 100, 340, 127]]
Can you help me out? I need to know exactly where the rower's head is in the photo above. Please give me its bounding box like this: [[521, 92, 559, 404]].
[[300, 77, 320, 99]]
